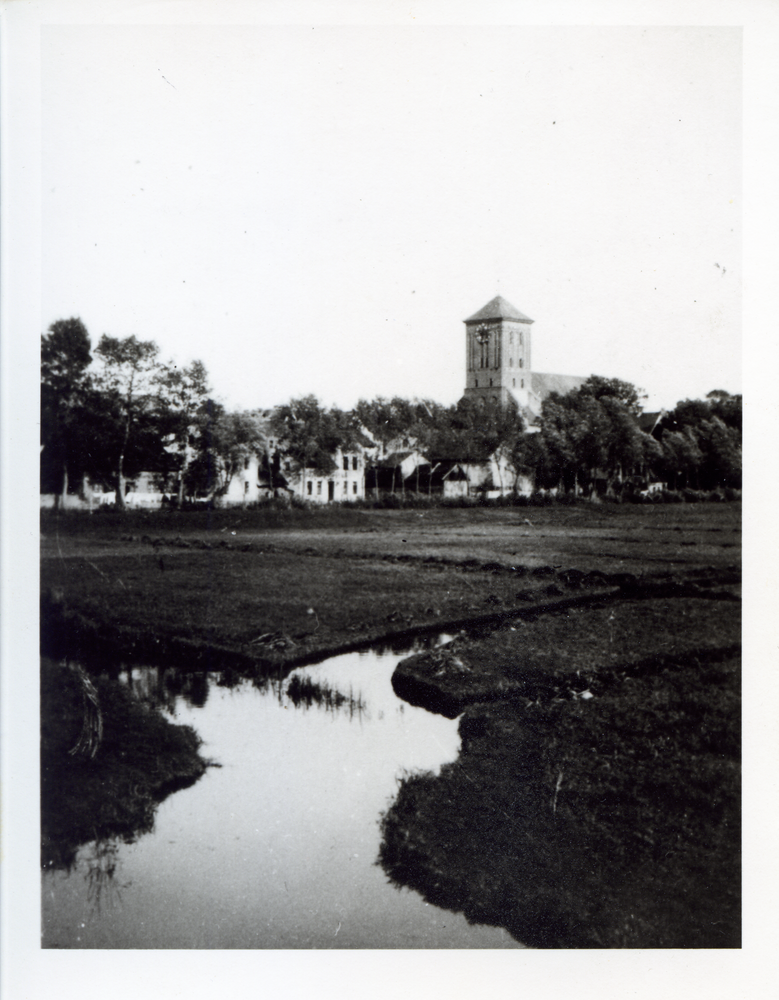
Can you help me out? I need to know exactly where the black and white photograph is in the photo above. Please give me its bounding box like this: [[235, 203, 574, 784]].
[[2, 0, 778, 996]]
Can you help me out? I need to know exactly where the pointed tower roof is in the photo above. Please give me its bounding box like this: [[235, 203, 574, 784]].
[[465, 295, 534, 324]]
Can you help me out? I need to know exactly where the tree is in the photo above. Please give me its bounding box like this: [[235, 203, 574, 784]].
[[93, 335, 163, 509], [541, 391, 607, 492], [578, 375, 645, 417], [707, 391, 742, 434], [207, 409, 267, 498], [661, 394, 742, 489], [156, 359, 212, 506], [41, 318, 92, 502], [539, 377, 655, 493], [355, 396, 417, 493], [659, 427, 704, 490], [270, 396, 338, 495], [429, 397, 523, 464]]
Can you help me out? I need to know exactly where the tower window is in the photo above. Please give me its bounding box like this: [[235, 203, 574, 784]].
[[475, 378, 478, 387], [513, 379, 516, 387], [521, 379, 524, 388], [509, 357, 513, 368], [489, 378, 493, 387], [519, 359, 523, 368]]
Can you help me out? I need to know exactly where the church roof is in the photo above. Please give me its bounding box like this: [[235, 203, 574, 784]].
[[465, 296, 534, 324], [530, 372, 588, 399]]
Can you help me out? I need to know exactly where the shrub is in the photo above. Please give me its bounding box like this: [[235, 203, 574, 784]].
[[441, 495, 478, 508]]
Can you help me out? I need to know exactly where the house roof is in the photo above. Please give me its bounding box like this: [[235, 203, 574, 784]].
[[429, 460, 469, 482], [639, 411, 666, 435], [465, 296, 534, 325], [375, 450, 428, 468]]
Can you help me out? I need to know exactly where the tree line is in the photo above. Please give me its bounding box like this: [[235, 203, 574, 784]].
[[41, 317, 741, 507]]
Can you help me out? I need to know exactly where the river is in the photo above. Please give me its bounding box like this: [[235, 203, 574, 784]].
[[42, 641, 523, 949]]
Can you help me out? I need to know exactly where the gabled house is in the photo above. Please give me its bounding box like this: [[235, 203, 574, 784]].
[[428, 460, 470, 498]]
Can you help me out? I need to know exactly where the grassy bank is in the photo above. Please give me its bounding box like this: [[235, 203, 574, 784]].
[[380, 650, 740, 948], [41, 658, 209, 870], [392, 588, 740, 716], [381, 575, 740, 948]]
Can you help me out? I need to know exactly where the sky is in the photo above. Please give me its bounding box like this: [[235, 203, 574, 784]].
[[42, 24, 741, 414]]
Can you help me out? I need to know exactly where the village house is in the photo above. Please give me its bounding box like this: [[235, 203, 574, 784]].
[[221, 444, 369, 506]]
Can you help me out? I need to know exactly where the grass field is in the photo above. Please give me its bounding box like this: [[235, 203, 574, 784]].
[[41, 502, 740, 670], [40, 500, 741, 947]]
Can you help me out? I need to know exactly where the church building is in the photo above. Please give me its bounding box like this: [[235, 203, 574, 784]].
[[462, 295, 587, 424]]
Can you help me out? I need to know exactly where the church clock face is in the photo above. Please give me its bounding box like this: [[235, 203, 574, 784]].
[[475, 323, 492, 370]]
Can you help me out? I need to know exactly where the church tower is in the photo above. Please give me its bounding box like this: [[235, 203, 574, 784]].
[[462, 295, 534, 410]]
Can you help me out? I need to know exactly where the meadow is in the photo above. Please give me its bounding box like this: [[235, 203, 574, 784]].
[[41, 500, 740, 947]]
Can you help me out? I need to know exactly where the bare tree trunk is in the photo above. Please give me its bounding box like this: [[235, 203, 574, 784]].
[[115, 416, 131, 510], [178, 444, 190, 507]]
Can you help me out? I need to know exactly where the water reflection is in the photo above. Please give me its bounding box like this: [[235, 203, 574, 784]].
[[117, 665, 215, 714], [41, 658, 208, 875], [42, 637, 522, 949], [83, 840, 131, 915]]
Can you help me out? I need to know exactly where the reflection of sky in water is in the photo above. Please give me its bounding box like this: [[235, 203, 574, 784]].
[[42, 645, 523, 949]]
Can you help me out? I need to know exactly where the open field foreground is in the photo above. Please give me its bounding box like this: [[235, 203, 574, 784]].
[[40, 501, 740, 948], [41, 503, 740, 671]]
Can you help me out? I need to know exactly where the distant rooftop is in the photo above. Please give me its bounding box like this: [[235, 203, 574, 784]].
[[465, 295, 534, 324]]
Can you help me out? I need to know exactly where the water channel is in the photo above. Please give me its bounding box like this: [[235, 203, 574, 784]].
[[42, 641, 524, 949]]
